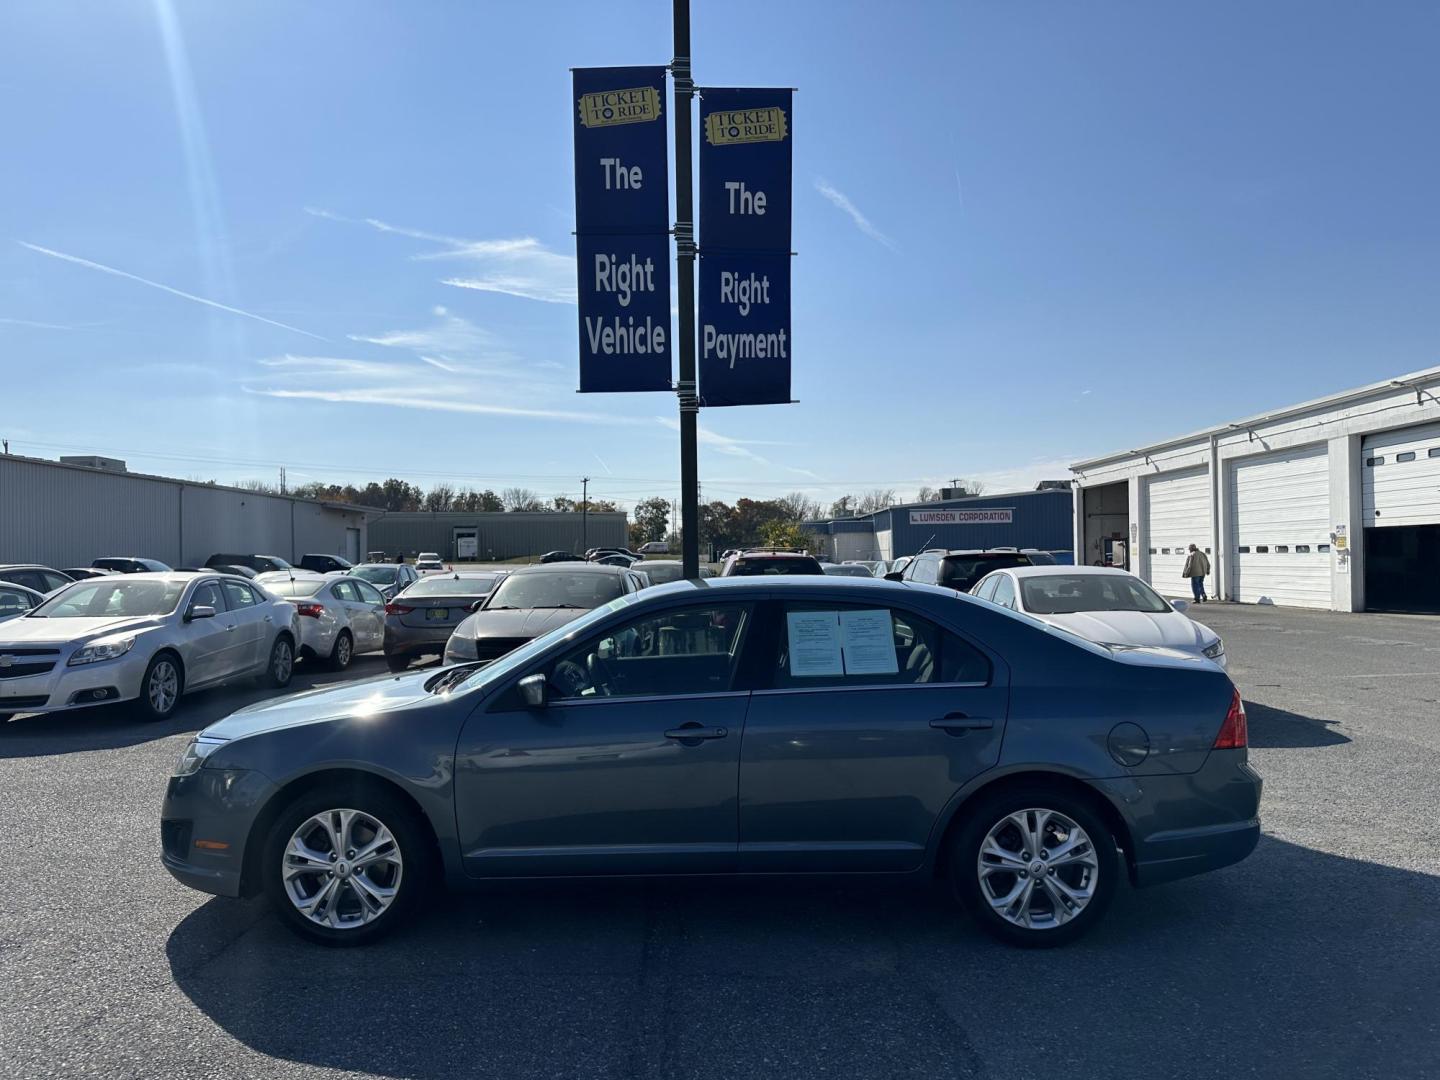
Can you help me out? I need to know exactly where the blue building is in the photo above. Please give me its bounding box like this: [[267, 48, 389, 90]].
[[803, 487, 1074, 563]]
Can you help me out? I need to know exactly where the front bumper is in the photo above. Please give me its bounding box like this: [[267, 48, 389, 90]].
[[0, 649, 148, 713], [1097, 749, 1262, 888], [161, 766, 275, 898]]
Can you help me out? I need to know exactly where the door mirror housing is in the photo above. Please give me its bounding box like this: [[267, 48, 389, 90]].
[[469, 598, 486, 613], [187, 604, 216, 622], [1170, 599, 1190, 613], [518, 673, 547, 708]]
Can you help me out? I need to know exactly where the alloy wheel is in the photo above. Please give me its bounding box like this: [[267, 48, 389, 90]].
[[148, 659, 179, 715], [335, 634, 352, 667], [281, 808, 403, 930], [272, 639, 293, 682], [976, 808, 1099, 930]]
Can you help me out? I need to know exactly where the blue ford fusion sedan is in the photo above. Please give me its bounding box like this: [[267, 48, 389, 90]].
[[162, 576, 1260, 948]]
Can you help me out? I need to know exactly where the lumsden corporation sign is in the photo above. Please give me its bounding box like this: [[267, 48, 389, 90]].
[[909, 508, 1014, 525]]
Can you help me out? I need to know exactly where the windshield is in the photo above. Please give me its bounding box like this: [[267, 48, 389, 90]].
[[403, 575, 499, 597], [32, 579, 187, 618], [823, 564, 872, 576], [940, 555, 1030, 589], [1021, 574, 1171, 614], [641, 563, 684, 584], [484, 571, 625, 609], [264, 579, 326, 598], [351, 565, 399, 584]]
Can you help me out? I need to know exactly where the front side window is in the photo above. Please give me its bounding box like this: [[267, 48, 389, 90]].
[[33, 579, 186, 618], [188, 582, 225, 615], [1019, 574, 1170, 615], [773, 603, 989, 688], [547, 604, 750, 700]]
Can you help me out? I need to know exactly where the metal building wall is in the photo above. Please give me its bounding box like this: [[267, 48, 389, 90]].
[[887, 491, 1074, 557], [369, 512, 628, 560], [0, 455, 370, 569]]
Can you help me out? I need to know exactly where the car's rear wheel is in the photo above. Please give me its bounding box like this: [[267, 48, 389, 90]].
[[262, 786, 430, 946], [264, 635, 295, 688], [950, 787, 1117, 947], [385, 653, 410, 673], [329, 630, 353, 671], [133, 652, 183, 722]]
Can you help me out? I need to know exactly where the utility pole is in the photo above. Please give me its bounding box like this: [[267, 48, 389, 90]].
[[581, 476, 590, 552], [672, 0, 700, 579]]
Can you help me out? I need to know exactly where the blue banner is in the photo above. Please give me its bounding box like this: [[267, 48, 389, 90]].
[[573, 66, 672, 392], [698, 88, 793, 406], [698, 88, 793, 254], [699, 253, 790, 407]]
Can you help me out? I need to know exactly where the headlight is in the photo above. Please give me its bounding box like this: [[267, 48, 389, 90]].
[[444, 636, 478, 664], [67, 635, 137, 666], [1202, 639, 1225, 659], [173, 735, 227, 776]]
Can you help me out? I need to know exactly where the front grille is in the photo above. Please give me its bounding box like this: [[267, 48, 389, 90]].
[[472, 637, 529, 662], [161, 819, 192, 860], [0, 647, 61, 681], [0, 696, 51, 709]]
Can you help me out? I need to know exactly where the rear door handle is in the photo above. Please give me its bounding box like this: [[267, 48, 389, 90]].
[[664, 724, 729, 742], [930, 713, 994, 731]]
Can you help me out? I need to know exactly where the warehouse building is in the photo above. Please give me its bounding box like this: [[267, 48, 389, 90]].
[[803, 487, 1073, 563], [0, 453, 378, 568], [369, 511, 629, 561], [1070, 364, 1440, 614]]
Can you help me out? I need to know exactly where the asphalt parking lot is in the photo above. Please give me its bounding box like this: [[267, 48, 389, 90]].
[[2, 606, 1438, 1080]]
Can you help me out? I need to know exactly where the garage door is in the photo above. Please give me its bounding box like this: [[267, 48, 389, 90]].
[[1361, 422, 1440, 613], [1228, 445, 1331, 608], [1362, 422, 1440, 528], [1143, 467, 1211, 598]]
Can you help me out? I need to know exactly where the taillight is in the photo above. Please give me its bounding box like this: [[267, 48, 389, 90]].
[[296, 602, 325, 619], [1214, 688, 1248, 749], [384, 603, 413, 615]]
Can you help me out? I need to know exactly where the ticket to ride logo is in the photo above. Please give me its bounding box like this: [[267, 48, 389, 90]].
[[578, 86, 662, 128], [704, 106, 789, 146]]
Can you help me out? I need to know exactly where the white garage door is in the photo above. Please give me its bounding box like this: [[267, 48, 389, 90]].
[[1362, 422, 1440, 528], [1143, 467, 1211, 598], [1228, 445, 1331, 608]]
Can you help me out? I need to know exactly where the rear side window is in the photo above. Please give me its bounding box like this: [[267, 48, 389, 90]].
[[990, 575, 1017, 609], [0, 586, 34, 618], [771, 603, 990, 688], [331, 580, 361, 602], [222, 580, 258, 608]]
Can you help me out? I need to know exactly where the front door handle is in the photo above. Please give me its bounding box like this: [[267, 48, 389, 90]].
[[664, 723, 729, 743], [225, 623, 237, 633], [930, 713, 994, 731]]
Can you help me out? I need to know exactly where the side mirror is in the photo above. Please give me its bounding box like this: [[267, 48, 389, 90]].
[[187, 604, 216, 622], [883, 571, 904, 582], [470, 598, 486, 613], [1171, 599, 1190, 613], [518, 673, 547, 708]]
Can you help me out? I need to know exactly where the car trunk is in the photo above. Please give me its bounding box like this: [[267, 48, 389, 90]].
[[395, 594, 488, 630]]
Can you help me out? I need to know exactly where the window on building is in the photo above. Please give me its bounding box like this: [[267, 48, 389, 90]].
[[1396, 451, 1416, 463], [1319, 544, 1332, 553], [1255, 546, 1270, 553], [1237, 546, 1250, 554], [1161, 547, 1171, 555], [1149, 548, 1157, 555], [1296, 545, 1311, 553], [1429, 448, 1440, 459], [1366, 456, 1385, 466]]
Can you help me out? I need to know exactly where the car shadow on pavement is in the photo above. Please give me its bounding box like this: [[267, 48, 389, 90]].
[[1243, 699, 1351, 749], [165, 836, 1440, 1080], [0, 656, 391, 759]]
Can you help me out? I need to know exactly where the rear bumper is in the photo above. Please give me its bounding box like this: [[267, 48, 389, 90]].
[[1096, 751, 1263, 888], [383, 623, 452, 656]]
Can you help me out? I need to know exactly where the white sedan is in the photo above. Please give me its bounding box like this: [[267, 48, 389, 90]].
[[254, 571, 387, 669], [971, 565, 1226, 668]]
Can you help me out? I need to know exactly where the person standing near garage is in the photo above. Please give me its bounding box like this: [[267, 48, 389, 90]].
[[1183, 544, 1211, 602]]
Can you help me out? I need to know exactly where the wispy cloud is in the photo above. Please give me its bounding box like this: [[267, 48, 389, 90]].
[[0, 316, 76, 331], [306, 207, 576, 305], [591, 451, 613, 476], [654, 416, 816, 478], [814, 179, 896, 251], [16, 241, 326, 340], [249, 383, 639, 426]]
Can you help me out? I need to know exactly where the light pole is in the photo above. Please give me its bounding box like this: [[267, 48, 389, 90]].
[[581, 476, 590, 553]]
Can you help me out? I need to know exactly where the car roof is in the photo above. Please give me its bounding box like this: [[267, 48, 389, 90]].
[[0, 563, 54, 570], [508, 562, 633, 576], [84, 571, 216, 583], [1005, 565, 1137, 578]]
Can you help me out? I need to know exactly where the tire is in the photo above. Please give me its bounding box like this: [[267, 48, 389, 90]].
[[264, 634, 295, 689], [329, 630, 354, 671], [385, 653, 410, 673], [133, 652, 184, 722], [949, 786, 1118, 948], [262, 784, 431, 946]]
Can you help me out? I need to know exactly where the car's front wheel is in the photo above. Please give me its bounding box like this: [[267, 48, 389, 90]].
[[262, 786, 430, 946], [950, 787, 1118, 947], [264, 634, 295, 688], [133, 652, 184, 722]]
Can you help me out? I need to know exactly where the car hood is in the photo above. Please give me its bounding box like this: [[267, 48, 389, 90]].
[[453, 607, 590, 640], [1037, 609, 1212, 649], [203, 670, 438, 740], [0, 615, 163, 646]]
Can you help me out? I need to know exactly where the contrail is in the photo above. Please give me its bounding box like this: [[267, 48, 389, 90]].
[[17, 241, 327, 341]]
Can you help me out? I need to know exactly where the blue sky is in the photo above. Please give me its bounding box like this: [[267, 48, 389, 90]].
[[4, 1, 1437, 511]]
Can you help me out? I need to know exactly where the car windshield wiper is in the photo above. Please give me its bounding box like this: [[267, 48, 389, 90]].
[[426, 662, 488, 694], [530, 604, 586, 609], [484, 604, 521, 610]]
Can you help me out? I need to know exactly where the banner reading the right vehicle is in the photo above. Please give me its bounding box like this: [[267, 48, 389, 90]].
[[698, 88, 793, 407]]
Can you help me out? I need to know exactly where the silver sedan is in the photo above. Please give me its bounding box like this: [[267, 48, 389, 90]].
[[0, 581, 44, 624], [0, 572, 299, 722], [254, 571, 387, 669]]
